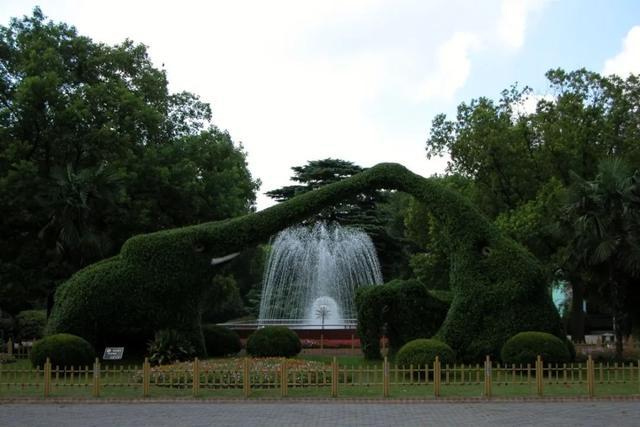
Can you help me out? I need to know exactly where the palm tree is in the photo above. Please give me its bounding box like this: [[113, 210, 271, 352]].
[[39, 164, 125, 314], [565, 158, 640, 359]]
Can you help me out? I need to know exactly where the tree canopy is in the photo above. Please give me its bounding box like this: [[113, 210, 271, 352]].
[[423, 68, 640, 348], [0, 8, 259, 315]]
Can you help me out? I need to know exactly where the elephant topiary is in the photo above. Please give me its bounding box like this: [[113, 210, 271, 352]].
[[47, 163, 562, 359]]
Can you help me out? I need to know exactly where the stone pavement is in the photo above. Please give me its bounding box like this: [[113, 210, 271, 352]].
[[1, 400, 640, 427]]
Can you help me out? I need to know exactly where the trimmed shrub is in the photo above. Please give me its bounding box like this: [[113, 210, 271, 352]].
[[30, 334, 95, 368], [396, 339, 455, 368], [16, 310, 46, 341], [356, 279, 449, 359], [147, 329, 196, 366], [202, 325, 242, 357], [47, 163, 562, 361], [500, 331, 570, 365], [246, 326, 301, 358]]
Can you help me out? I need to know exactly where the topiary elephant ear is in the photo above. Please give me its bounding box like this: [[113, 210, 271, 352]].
[[47, 163, 562, 360]]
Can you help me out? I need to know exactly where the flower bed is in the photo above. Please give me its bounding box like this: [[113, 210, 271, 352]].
[[135, 357, 329, 388]]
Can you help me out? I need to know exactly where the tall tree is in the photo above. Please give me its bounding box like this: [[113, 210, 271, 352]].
[[0, 8, 259, 315], [425, 69, 640, 341], [266, 158, 415, 280], [564, 158, 640, 358]]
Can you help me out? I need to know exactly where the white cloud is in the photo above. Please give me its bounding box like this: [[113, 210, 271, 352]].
[[0, 0, 556, 210], [417, 32, 481, 102], [497, 0, 549, 49], [603, 26, 640, 78]]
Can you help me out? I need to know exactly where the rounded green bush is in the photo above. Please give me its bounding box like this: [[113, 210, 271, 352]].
[[202, 325, 242, 357], [246, 326, 301, 358], [500, 331, 570, 365], [16, 310, 46, 341], [30, 334, 96, 368], [396, 338, 455, 367]]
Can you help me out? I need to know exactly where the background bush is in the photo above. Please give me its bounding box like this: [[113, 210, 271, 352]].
[[30, 333, 95, 367], [500, 331, 570, 365], [395, 339, 456, 368], [16, 310, 46, 341], [202, 324, 242, 357], [246, 326, 301, 358], [356, 279, 449, 359], [147, 329, 196, 366]]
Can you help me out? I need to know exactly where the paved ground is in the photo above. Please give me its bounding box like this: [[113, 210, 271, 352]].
[[1, 400, 640, 427]]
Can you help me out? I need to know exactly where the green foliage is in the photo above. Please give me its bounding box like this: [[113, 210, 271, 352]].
[[425, 69, 640, 343], [15, 310, 46, 341], [356, 279, 449, 359], [0, 314, 14, 341], [201, 275, 245, 324], [246, 327, 301, 358], [0, 8, 259, 316], [500, 332, 571, 365], [395, 339, 455, 367], [147, 329, 196, 366], [49, 162, 562, 361], [266, 158, 414, 279], [564, 158, 640, 358], [202, 325, 242, 357], [30, 333, 95, 368]]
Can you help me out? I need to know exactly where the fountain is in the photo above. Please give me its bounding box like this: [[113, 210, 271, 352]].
[[258, 222, 383, 328]]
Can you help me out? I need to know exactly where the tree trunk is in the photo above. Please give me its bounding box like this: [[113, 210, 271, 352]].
[[569, 279, 585, 342], [610, 271, 624, 361]]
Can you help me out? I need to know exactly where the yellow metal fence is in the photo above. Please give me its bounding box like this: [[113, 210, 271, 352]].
[[1, 355, 639, 399]]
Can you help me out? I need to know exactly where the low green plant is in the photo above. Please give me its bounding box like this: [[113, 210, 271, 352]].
[[500, 331, 570, 365], [16, 310, 46, 341], [395, 338, 456, 368], [246, 326, 301, 358], [202, 325, 242, 357], [147, 329, 196, 366], [30, 333, 95, 368]]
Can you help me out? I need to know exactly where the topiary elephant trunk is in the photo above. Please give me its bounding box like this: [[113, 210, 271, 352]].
[[47, 163, 561, 359]]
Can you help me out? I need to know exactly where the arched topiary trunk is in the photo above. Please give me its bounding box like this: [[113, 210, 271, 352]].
[[47, 163, 561, 359]]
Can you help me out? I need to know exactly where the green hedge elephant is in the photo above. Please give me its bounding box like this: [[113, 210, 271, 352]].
[[47, 163, 561, 359]]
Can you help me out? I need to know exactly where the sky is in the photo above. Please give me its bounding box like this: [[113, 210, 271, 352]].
[[2, 0, 640, 210]]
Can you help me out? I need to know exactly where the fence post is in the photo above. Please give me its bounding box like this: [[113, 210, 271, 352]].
[[92, 358, 100, 397], [43, 357, 51, 398], [434, 356, 441, 398], [192, 358, 200, 397], [280, 359, 288, 397], [383, 356, 389, 398], [7, 338, 13, 356], [332, 357, 338, 398], [484, 355, 492, 398], [587, 355, 594, 397], [243, 357, 250, 398], [536, 355, 543, 396], [143, 357, 150, 397]]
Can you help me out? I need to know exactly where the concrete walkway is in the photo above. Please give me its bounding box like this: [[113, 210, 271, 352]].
[[1, 400, 639, 427]]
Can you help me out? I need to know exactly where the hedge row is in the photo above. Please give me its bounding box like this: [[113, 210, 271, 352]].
[[47, 163, 562, 359]]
